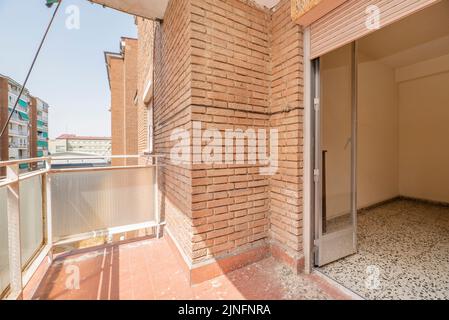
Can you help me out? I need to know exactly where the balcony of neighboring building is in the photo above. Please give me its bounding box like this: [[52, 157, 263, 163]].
[[37, 115, 48, 123], [37, 135, 48, 144], [8, 110, 29, 125], [37, 120, 47, 130], [38, 131, 48, 139], [8, 96, 29, 112], [8, 128, 28, 138], [9, 141, 28, 150]]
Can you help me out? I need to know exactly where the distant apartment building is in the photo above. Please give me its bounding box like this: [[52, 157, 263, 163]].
[[35, 98, 49, 157], [49, 134, 111, 156], [104, 37, 138, 165], [0, 73, 49, 162]]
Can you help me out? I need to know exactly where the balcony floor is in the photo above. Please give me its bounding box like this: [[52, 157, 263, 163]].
[[30, 237, 349, 300]]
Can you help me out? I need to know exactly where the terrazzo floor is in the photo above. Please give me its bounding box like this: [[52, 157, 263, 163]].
[[319, 199, 449, 300]]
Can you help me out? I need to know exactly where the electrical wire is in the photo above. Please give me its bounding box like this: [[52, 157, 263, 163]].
[[0, 0, 62, 138]]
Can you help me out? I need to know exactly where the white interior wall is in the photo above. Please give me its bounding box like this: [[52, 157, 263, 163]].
[[321, 49, 399, 219], [357, 53, 399, 209], [321, 44, 352, 218], [323, 50, 449, 219], [398, 56, 449, 203], [320, 1, 449, 219]]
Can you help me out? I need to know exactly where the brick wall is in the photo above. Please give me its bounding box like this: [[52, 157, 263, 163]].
[[108, 55, 125, 165], [189, 0, 271, 264], [123, 38, 138, 165], [269, 0, 304, 266], [29, 97, 38, 159], [136, 19, 154, 155], [0, 78, 9, 162], [135, 0, 305, 273], [153, 0, 194, 260], [108, 38, 138, 166]]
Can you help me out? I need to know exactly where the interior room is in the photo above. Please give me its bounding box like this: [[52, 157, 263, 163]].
[[318, 0, 449, 299]]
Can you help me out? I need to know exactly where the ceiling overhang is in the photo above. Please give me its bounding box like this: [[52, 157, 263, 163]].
[[89, 0, 283, 19], [89, 0, 169, 20], [88, 1, 349, 28], [291, 0, 348, 26], [254, 0, 280, 9]]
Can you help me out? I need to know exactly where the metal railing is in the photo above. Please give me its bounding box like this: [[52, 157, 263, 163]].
[[9, 143, 28, 149], [0, 154, 162, 300], [8, 129, 28, 137]]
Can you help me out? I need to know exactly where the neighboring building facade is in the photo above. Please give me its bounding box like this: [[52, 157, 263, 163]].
[[102, 0, 445, 285], [105, 37, 138, 165], [0, 74, 49, 162], [49, 134, 111, 156], [35, 97, 49, 157]]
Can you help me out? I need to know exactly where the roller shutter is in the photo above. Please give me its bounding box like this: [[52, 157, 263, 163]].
[[310, 0, 440, 59]]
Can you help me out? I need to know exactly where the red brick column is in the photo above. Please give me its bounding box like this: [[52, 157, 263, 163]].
[[29, 97, 38, 159], [107, 55, 125, 166], [268, 0, 305, 273], [0, 78, 9, 164]]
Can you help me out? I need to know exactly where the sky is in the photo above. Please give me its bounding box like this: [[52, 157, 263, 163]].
[[0, 0, 137, 139]]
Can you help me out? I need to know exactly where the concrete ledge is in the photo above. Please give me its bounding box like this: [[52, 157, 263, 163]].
[[270, 242, 305, 274], [190, 245, 270, 285], [311, 270, 363, 300], [23, 251, 53, 300], [165, 229, 270, 285], [165, 228, 309, 284]]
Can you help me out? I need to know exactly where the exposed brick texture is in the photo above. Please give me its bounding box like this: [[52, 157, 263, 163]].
[[136, 19, 154, 154], [133, 0, 304, 273], [107, 38, 138, 166], [0, 78, 8, 162], [108, 55, 125, 165], [123, 39, 138, 164], [268, 0, 304, 262], [189, 0, 271, 263], [29, 97, 38, 159], [154, 0, 194, 260]]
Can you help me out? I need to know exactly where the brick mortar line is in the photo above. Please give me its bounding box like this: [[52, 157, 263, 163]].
[[191, 103, 304, 117]]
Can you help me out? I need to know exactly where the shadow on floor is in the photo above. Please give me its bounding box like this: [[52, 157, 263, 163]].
[[32, 237, 348, 300]]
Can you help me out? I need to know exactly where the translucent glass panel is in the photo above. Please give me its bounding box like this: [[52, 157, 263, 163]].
[[0, 187, 9, 294], [51, 168, 155, 240], [19, 175, 44, 267]]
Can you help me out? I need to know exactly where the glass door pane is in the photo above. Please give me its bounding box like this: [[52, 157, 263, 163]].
[[315, 42, 357, 266]]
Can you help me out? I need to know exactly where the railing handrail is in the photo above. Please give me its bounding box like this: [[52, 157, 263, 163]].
[[0, 154, 164, 168], [50, 154, 163, 161], [0, 156, 50, 167], [50, 164, 155, 174]]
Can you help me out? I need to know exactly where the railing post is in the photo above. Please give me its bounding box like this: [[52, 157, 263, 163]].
[[154, 157, 161, 238], [44, 159, 53, 246], [6, 164, 23, 300]]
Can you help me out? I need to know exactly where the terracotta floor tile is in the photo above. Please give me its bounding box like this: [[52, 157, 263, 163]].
[[32, 237, 343, 300]]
